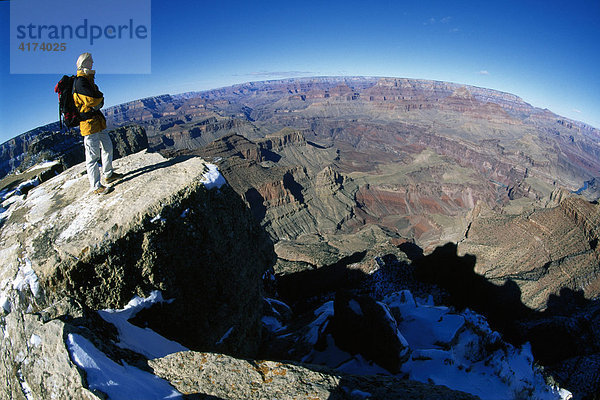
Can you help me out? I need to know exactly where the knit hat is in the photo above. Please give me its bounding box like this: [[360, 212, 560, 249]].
[[76, 52, 93, 70]]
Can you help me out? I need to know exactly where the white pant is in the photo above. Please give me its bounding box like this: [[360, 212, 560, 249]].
[[84, 130, 114, 189]]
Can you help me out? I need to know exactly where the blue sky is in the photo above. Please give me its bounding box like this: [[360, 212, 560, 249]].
[[1, 0, 599, 144]]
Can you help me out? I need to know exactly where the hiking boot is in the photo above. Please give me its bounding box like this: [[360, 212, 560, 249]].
[[104, 172, 124, 185], [93, 185, 114, 195]]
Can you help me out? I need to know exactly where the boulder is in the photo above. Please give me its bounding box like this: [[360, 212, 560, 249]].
[[0, 310, 98, 400], [330, 291, 410, 373], [148, 351, 479, 400]]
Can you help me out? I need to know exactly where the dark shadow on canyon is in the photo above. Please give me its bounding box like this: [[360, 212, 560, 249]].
[[283, 171, 304, 203], [410, 242, 600, 398], [261, 148, 282, 162], [412, 242, 534, 344], [411, 243, 600, 358], [276, 250, 368, 313], [245, 187, 267, 221], [397, 241, 424, 261], [306, 140, 330, 150], [277, 241, 600, 398]]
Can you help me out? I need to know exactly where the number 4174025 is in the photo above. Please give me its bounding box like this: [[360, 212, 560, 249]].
[[18, 42, 67, 51]]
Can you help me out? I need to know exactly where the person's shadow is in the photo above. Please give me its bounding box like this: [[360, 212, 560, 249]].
[[412, 242, 533, 343], [111, 154, 195, 187], [408, 242, 600, 398]]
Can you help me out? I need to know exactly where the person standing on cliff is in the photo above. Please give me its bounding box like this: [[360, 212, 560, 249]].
[[73, 52, 123, 194]]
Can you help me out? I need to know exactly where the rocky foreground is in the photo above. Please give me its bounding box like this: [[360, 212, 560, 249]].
[[0, 149, 267, 398], [0, 149, 490, 399], [149, 352, 479, 400]]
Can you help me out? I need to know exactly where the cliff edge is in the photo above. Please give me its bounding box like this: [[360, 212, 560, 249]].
[[0, 149, 275, 399]]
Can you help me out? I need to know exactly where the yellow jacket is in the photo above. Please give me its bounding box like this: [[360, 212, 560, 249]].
[[72, 70, 106, 136]]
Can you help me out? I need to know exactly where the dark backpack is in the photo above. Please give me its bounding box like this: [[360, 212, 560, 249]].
[[54, 75, 81, 129], [54, 75, 97, 130]]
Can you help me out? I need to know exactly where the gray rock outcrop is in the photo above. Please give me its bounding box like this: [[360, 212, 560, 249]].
[[1, 149, 275, 398], [148, 351, 479, 400], [1, 311, 98, 400]]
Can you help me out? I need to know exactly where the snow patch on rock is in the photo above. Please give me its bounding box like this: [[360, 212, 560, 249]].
[[12, 257, 40, 298], [66, 333, 182, 400], [98, 291, 188, 360], [200, 163, 226, 190], [272, 289, 571, 400]]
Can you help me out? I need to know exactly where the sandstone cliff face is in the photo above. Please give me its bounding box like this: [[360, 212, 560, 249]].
[[0, 150, 274, 398], [152, 116, 258, 151], [7, 77, 599, 193], [261, 128, 307, 151], [0, 125, 148, 182], [0, 123, 61, 179], [458, 197, 600, 310], [104, 94, 179, 126], [177, 132, 357, 245]]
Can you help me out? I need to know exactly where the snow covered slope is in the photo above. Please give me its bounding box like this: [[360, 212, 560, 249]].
[[265, 290, 572, 400]]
